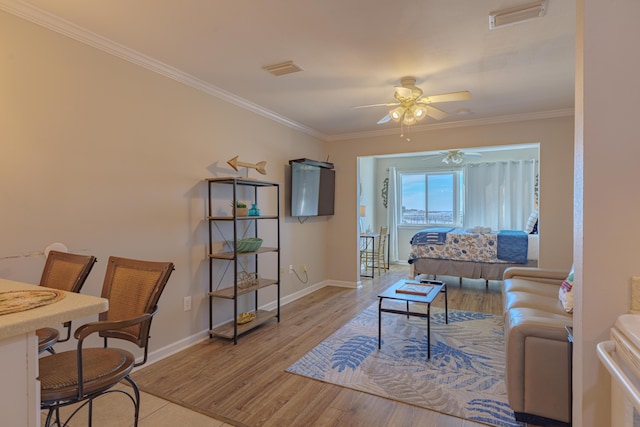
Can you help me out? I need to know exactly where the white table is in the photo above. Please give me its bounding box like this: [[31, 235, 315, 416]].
[[0, 278, 108, 427]]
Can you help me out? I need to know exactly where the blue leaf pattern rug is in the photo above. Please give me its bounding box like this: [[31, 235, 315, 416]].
[[286, 302, 524, 427]]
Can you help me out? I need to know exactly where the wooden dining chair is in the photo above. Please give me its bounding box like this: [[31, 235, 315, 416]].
[[360, 226, 389, 277], [36, 250, 97, 354], [375, 226, 389, 276], [39, 256, 174, 427]]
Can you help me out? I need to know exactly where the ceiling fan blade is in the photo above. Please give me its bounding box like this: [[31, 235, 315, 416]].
[[417, 91, 471, 104], [377, 114, 391, 124], [352, 102, 400, 109], [421, 154, 444, 161], [423, 105, 449, 120]]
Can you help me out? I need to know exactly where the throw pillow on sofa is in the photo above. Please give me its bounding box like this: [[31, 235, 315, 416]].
[[559, 265, 575, 313]]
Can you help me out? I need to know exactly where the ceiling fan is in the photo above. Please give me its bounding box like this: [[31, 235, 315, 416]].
[[423, 149, 482, 165], [353, 77, 471, 128]]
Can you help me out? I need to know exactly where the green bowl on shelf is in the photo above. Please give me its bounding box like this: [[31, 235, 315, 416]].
[[235, 238, 263, 252]]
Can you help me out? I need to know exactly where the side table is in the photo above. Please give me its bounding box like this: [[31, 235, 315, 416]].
[[378, 279, 448, 359]]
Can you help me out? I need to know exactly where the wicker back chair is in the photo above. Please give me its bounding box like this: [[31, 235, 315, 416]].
[[36, 250, 97, 354], [361, 227, 389, 277], [376, 226, 389, 275], [98, 256, 174, 365], [39, 256, 174, 427]]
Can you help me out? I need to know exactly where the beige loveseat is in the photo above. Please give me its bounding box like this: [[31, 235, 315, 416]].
[[502, 267, 573, 426]]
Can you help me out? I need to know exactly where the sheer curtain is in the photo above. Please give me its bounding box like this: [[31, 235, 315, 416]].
[[464, 160, 537, 231], [386, 167, 399, 263]]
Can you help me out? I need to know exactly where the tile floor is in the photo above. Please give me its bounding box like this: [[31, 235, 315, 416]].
[[40, 384, 231, 427]]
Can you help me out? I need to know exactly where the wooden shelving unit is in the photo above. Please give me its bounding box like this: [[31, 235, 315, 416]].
[[206, 177, 280, 344]]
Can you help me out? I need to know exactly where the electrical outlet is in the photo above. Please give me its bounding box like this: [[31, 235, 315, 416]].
[[288, 264, 294, 274], [183, 296, 192, 311], [280, 267, 285, 275]]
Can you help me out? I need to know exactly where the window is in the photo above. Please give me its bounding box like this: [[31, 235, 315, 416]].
[[399, 170, 463, 226]]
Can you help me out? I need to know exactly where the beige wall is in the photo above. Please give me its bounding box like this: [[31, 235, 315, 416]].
[[574, 1, 640, 425], [327, 116, 575, 283], [0, 11, 329, 355]]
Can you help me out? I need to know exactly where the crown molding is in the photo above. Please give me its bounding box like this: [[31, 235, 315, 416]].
[[0, 0, 327, 140], [326, 108, 575, 141], [1, 1, 572, 143]]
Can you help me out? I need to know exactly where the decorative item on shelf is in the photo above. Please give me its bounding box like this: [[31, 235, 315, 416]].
[[233, 237, 263, 252], [238, 271, 260, 289], [237, 311, 256, 325], [227, 155, 267, 175], [234, 201, 248, 217], [248, 203, 261, 216]]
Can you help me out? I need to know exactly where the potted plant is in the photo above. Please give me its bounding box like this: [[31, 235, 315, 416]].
[[234, 201, 248, 217]]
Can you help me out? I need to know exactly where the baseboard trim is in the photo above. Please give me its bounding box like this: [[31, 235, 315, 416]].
[[326, 280, 360, 289]]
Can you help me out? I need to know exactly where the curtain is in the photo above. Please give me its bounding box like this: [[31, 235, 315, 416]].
[[464, 160, 537, 231], [386, 167, 399, 263]]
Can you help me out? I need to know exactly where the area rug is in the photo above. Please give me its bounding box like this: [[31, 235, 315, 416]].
[[286, 302, 523, 427]]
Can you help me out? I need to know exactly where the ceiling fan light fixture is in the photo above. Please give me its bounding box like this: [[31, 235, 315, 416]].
[[402, 110, 417, 126], [489, 0, 548, 29], [389, 106, 404, 122], [361, 77, 472, 140], [412, 104, 428, 120], [442, 151, 464, 164]]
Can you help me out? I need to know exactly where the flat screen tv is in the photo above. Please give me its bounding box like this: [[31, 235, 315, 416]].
[[289, 159, 335, 217]]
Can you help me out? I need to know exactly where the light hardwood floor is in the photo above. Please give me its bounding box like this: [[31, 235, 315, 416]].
[[120, 264, 505, 427]]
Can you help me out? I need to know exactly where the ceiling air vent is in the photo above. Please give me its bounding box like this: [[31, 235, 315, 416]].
[[489, 0, 548, 29], [262, 60, 303, 77]]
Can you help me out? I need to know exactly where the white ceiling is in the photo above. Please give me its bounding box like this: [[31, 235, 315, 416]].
[[3, 0, 576, 140]]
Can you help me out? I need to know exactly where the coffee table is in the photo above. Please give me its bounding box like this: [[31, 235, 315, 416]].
[[378, 279, 448, 359]]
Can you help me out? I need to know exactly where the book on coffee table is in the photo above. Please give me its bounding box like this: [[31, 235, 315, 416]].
[[395, 281, 433, 296]]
